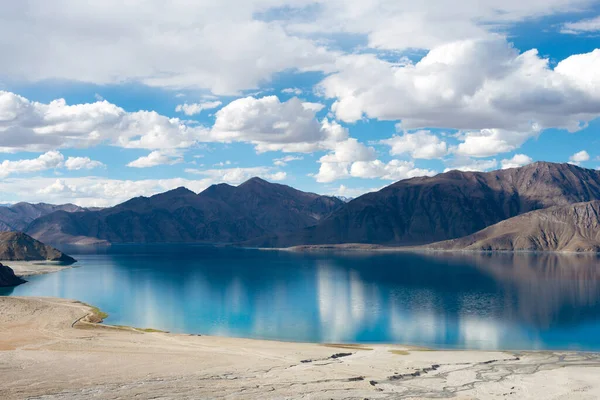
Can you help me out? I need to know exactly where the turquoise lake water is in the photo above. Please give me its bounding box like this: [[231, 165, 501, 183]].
[[3, 245, 600, 351]]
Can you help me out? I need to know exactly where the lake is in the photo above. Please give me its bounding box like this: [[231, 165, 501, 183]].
[[3, 245, 600, 351]]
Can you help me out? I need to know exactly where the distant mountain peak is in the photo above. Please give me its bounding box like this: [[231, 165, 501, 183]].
[[161, 186, 196, 196], [241, 177, 270, 186]]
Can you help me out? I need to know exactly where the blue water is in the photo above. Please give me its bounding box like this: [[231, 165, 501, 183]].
[[3, 245, 600, 351]]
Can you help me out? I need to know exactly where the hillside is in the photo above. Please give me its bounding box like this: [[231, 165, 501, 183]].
[[26, 178, 343, 244], [425, 201, 600, 252], [256, 162, 600, 247], [0, 232, 76, 263]]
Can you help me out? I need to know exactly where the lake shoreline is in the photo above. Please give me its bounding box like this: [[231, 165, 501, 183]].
[[267, 243, 600, 255], [4, 260, 74, 277], [2, 296, 600, 399]]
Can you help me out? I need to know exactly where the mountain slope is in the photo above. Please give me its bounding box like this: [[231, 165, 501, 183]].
[[0, 232, 76, 263], [257, 162, 600, 247], [425, 201, 600, 252], [26, 178, 343, 244], [0, 202, 88, 232], [200, 177, 343, 234]]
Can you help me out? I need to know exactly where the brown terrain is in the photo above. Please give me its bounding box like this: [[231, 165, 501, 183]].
[[427, 201, 600, 252], [0, 231, 75, 263], [255, 162, 600, 247]]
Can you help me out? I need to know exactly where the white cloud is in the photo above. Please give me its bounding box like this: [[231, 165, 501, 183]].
[[320, 39, 600, 141], [453, 128, 540, 157], [0, 91, 211, 152], [282, 88, 303, 95], [382, 130, 448, 159], [185, 166, 287, 184], [0, 177, 215, 207], [64, 157, 105, 170], [0, 2, 336, 95], [212, 96, 347, 153], [127, 151, 183, 168], [350, 159, 437, 181], [569, 150, 590, 164], [444, 158, 499, 172], [331, 184, 380, 199], [175, 101, 222, 116], [0, 151, 103, 177], [500, 154, 533, 169], [0, 151, 64, 178], [314, 138, 436, 182], [273, 155, 303, 166], [561, 15, 600, 34]]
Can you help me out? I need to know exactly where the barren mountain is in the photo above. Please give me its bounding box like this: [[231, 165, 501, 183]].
[[26, 178, 343, 244], [426, 201, 600, 252], [0, 202, 87, 232], [0, 232, 76, 263], [256, 162, 600, 247]]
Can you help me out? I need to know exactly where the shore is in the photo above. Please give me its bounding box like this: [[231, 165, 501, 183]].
[[4, 260, 73, 277], [1, 297, 600, 399]]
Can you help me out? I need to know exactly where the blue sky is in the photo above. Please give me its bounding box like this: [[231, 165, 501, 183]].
[[0, 0, 599, 206]]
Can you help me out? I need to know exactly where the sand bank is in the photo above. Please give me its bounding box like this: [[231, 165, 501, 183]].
[[2, 261, 73, 277], [1, 297, 600, 399]]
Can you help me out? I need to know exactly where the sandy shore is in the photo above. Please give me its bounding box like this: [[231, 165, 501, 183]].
[[2, 261, 73, 277], [1, 297, 600, 399]]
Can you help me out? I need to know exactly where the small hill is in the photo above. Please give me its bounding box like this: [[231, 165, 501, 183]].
[[0, 263, 26, 287], [426, 201, 600, 252], [0, 232, 76, 263]]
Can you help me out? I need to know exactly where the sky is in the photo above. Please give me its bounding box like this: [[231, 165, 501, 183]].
[[0, 0, 600, 207]]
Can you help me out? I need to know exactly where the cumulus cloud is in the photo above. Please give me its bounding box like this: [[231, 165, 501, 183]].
[[453, 128, 540, 157], [500, 154, 533, 169], [212, 96, 347, 153], [561, 15, 600, 34], [314, 139, 436, 182], [0, 91, 211, 152], [175, 101, 222, 116], [0, 151, 103, 177], [320, 39, 600, 146], [185, 166, 287, 184], [0, 151, 64, 178], [64, 157, 105, 170], [127, 151, 183, 168], [0, 1, 336, 95], [382, 130, 448, 159], [569, 150, 590, 164]]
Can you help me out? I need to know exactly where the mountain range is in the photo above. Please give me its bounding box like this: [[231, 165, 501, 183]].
[[0, 202, 89, 232], [25, 178, 344, 245], [7, 161, 600, 253], [253, 162, 600, 248]]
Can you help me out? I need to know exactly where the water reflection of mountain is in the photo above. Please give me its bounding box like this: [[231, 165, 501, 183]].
[[330, 251, 600, 331], [6, 246, 600, 350]]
